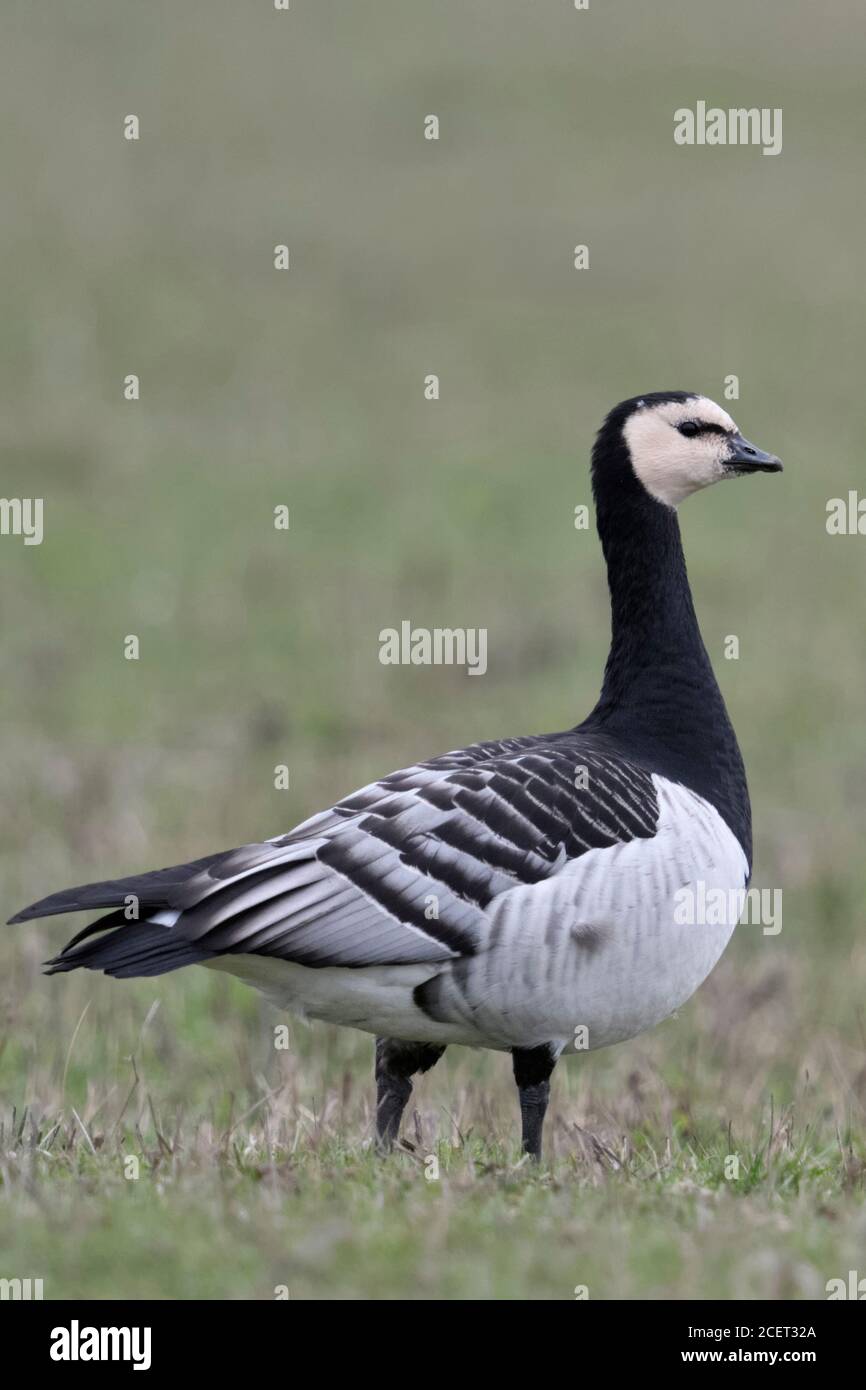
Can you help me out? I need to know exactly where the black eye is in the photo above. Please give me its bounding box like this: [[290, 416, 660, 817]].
[[678, 420, 701, 438]]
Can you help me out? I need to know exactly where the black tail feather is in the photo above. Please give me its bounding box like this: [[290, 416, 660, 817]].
[[58, 908, 129, 953], [45, 920, 217, 979], [7, 849, 230, 924]]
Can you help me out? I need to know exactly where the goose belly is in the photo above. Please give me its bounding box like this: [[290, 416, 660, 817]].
[[205, 953, 469, 1045], [419, 778, 749, 1051]]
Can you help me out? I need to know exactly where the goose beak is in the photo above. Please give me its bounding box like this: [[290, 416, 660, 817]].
[[723, 433, 783, 475]]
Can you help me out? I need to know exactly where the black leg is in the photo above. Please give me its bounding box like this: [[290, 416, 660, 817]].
[[512, 1044, 558, 1161], [374, 1037, 446, 1153]]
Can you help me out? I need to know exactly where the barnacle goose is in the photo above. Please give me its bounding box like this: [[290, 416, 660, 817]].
[[9, 392, 782, 1161]]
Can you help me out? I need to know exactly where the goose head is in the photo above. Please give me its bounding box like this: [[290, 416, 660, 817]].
[[595, 391, 783, 509]]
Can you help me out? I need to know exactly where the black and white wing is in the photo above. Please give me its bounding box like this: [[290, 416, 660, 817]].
[[10, 734, 660, 979]]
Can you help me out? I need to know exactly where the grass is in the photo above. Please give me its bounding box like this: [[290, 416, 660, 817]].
[[1, 0, 866, 1299], [2, 1038, 864, 1301], [2, 949, 864, 1299], [1, 1131, 861, 1302]]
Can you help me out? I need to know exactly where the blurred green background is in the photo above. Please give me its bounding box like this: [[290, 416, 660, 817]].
[[1, 0, 864, 1300]]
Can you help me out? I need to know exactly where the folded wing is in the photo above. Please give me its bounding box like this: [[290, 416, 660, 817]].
[[9, 735, 660, 979]]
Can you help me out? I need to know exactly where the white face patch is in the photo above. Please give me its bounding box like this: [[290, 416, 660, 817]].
[[624, 396, 738, 507]]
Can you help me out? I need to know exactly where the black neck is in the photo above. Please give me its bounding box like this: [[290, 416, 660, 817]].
[[580, 435, 751, 863]]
